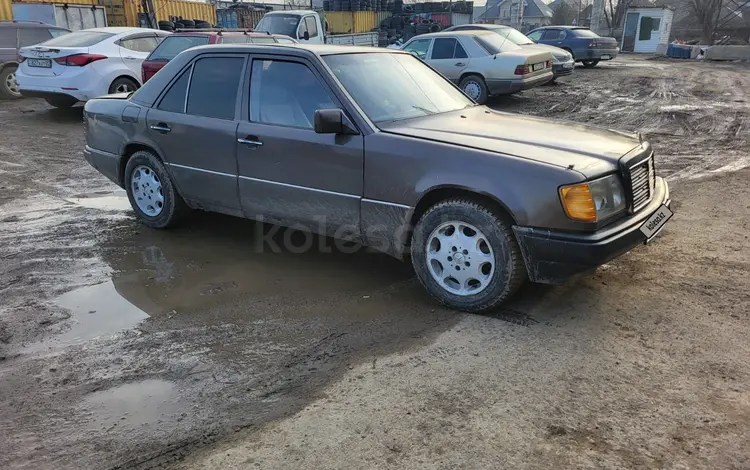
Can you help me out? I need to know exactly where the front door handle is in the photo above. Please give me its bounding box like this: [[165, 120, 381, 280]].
[[150, 123, 171, 133], [455, 62, 466, 66], [238, 136, 263, 147]]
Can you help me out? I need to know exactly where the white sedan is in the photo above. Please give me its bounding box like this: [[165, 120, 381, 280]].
[[17, 27, 170, 108]]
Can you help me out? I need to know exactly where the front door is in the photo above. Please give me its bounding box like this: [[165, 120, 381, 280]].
[[236, 56, 364, 236], [622, 12, 640, 52], [145, 55, 247, 214], [427, 37, 469, 82], [538, 28, 565, 47]]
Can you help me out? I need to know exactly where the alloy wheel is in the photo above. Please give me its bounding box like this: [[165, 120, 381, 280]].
[[426, 221, 495, 296]]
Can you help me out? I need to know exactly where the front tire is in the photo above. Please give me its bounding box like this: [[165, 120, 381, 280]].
[[0, 65, 21, 100], [410, 199, 527, 312], [459, 74, 489, 105], [582, 59, 600, 68], [124, 151, 189, 229]]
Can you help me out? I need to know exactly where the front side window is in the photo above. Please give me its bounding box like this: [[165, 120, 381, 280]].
[[297, 17, 309, 39], [148, 36, 210, 61], [403, 38, 431, 59], [541, 29, 562, 41], [157, 69, 190, 113], [250, 60, 335, 129], [19, 28, 52, 47], [526, 30, 543, 41], [324, 53, 473, 123], [305, 17, 318, 38], [186, 57, 244, 120]]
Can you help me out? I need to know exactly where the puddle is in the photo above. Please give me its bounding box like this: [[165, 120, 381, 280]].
[[78, 379, 183, 431], [66, 190, 131, 211], [24, 281, 149, 353]]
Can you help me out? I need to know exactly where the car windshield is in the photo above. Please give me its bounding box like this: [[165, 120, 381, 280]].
[[572, 28, 600, 38], [254, 14, 301, 37], [149, 36, 210, 60], [472, 33, 522, 55], [39, 31, 114, 47], [489, 27, 534, 45], [324, 53, 473, 123]]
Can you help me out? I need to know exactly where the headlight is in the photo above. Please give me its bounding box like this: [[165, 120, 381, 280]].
[[559, 174, 627, 222]]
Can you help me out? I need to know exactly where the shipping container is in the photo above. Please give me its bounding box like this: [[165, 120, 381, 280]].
[[216, 7, 264, 29], [100, 0, 215, 28], [450, 12, 471, 26], [10, 3, 106, 29], [431, 12, 449, 27], [325, 11, 376, 34], [2, 0, 100, 21]]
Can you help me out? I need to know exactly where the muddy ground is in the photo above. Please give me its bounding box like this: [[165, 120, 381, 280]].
[[0, 56, 748, 469]]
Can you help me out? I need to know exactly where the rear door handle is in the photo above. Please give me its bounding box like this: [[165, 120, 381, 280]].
[[124, 56, 137, 60], [238, 136, 263, 147], [150, 123, 171, 133], [454, 62, 466, 66]]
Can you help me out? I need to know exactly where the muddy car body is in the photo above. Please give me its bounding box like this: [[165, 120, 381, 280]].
[[82, 44, 672, 312]]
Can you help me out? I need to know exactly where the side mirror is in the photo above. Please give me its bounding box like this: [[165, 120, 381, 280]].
[[314, 109, 356, 135], [303, 30, 310, 41]]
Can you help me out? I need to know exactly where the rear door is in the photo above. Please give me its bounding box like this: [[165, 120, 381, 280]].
[[145, 54, 247, 212], [118, 33, 162, 78], [427, 36, 469, 82], [235, 55, 364, 235]]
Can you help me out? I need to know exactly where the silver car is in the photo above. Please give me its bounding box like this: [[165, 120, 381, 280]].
[[401, 30, 554, 104], [444, 24, 576, 81]]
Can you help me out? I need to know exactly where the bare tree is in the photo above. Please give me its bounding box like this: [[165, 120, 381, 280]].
[[603, 0, 627, 34], [687, 0, 723, 44], [552, 2, 576, 25]]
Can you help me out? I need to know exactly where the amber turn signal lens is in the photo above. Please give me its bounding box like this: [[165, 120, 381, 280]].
[[560, 183, 597, 222]]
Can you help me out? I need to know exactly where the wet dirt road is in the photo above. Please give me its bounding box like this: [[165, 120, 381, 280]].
[[1, 56, 749, 469]]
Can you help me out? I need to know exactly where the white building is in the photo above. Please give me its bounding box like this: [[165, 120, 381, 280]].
[[620, 6, 674, 53]]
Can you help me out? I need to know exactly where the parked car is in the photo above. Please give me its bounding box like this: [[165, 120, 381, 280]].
[[142, 30, 296, 83], [0, 21, 70, 99], [82, 44, 672, 312], [401, 31, 553, 104], [443, 24, 574, 81], [17, 27, 170, 108], [526, 26, 619, 68]]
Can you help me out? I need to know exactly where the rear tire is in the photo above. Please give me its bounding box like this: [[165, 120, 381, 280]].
[[0, 65, 21, 100], [459, 74, 488, 105], [124, 151, 189, 229], [45, 96, 77, 108], [582, 59, 600, 68], [108, 76, 139, 94], [410, 199, 527, 312]]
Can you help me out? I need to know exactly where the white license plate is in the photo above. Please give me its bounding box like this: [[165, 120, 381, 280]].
[[639, 204, 673, 240], [601, 55, 611, 60], [532, 62, 545, 71], [563, 63, 573, 69], [28, 58, 52, 68]]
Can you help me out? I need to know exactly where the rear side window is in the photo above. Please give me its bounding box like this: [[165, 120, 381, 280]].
[[157, 68, 191, 113], [49, 29, 69, 38], [41, 31, 113, 47], [19, 28, 52, 47], [250, 37, 277, 44], [148, 36, 210, 60], [220, 36, 249, 44], [186, 57, 244, 120], [121, 36, 159, 52], [276, 37, 296, 44], [0, 28, 16, 48]]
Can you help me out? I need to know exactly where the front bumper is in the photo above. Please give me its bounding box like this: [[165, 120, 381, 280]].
[[486, 71, 554, 95], [513, 176, 671, 284], [552, 60, 575, 77]]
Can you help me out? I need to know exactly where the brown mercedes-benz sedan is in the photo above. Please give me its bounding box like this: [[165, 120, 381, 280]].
[[82, 44, 672, 312]]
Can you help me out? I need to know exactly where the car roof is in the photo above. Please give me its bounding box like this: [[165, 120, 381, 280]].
[[0, 21, 67, 29], [412, 30, 496, 38], [169, 31, 279, 37], [266, 10, 315, 15], [79, 27, 149, 34], [533, 25, 591, 29]]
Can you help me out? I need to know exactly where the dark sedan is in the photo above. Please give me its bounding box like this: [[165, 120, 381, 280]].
[[82, 44, 671, 312], [527, 26, 619, 68]]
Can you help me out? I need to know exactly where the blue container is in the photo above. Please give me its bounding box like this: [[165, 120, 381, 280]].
[[217, 9, 239, 29]]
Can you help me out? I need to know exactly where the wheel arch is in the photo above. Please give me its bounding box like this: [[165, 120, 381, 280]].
[[404, 185, 520, 250], [0, 61, 19, 72], [458, 71, 485, 85], [119, 142, 165, 187], [109, 74, 142, 93]]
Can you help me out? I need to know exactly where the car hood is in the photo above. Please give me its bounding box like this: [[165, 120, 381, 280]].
[[522, 43, 572, 61], [378, 106, 642, 178]]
